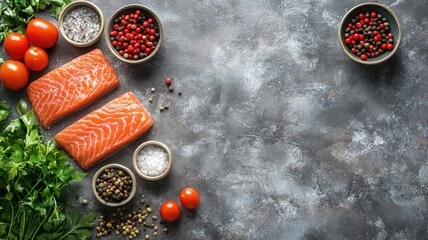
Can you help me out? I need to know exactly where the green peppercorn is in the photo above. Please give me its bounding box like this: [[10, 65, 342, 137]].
[[160, 106, 164, 111], [148, 97, 153, 103], [168, 86, 173, 92], [146, 207, 152, 213], [150, 88, 155, 92], [82, 199, 88, 205]]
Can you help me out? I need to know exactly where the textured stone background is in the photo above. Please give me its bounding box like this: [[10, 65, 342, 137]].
[[1, 0, 427, 239]]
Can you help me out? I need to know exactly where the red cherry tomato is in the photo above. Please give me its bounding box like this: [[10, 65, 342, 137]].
[[24, 46, 49, 71], [160, 201, 181, 222], [26, 18, 58, 49], [4, 32, 30, 60], [180, 187, 200, 210], [0, 60, 29, 91]]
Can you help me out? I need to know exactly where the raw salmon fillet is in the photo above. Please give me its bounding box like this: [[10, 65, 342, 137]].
[[54, 92, 153, 170], [27, 49, 119, 129]]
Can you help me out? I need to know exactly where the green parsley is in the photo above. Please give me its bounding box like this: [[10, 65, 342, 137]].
[[0, 100, 95, 239]]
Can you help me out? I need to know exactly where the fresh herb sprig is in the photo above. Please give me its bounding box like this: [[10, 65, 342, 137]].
[[0, 100, 95, 240], [0, 0, 71, 43]]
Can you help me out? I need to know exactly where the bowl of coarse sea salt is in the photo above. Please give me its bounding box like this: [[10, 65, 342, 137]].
[[58, 0, 104, 47], [132, 141, 173, 181]]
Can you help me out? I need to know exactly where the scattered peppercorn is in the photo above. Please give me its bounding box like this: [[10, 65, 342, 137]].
[[148, 97, 153, 103], [150, 88, 155, 92], [82, 199, 88, 205], [168, 86, 173, 92], [110, 9, 160, 60], [343, 11, 394, 60], [164, 105, 169, 110], [160, 106, 164, 111], [95, 205, 168, 239], [178, 91, 182, 96]]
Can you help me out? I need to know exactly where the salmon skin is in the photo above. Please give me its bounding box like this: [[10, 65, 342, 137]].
[[54, 92, 153, 170], [27, 49, 119, 129]]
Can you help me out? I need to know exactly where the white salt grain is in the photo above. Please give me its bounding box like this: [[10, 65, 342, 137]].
[[63, 6, 100, 43], [137, 145, 168, 177]]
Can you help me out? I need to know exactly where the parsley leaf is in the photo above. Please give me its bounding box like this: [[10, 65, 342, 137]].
[[0, 100, 95, 239]]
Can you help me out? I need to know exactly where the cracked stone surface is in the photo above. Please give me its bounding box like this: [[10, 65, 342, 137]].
[[1, 0, 427, 239]]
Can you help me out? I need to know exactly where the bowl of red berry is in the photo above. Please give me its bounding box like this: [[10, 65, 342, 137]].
[[106, 4, 163, 63], [338, 2, 401, 65]]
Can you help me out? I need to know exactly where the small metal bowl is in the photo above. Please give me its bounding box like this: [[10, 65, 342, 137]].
[[58, 0, 105, 47], [92, 163, 137, 207], [338, 2, 401, 65], [132, 141, 172, 181], [105, 4, 164, 64]]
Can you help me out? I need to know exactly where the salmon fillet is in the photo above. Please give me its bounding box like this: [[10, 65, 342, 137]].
[[27, 49, 119, 129], [54, 92, 153, 170]]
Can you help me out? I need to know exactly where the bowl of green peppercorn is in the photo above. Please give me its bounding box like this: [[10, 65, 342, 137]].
[[92, 163, 137, 207], [338, 2, 401, 64]]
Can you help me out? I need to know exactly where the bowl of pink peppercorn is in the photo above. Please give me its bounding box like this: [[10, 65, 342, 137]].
[[338, 2, 401, 65], [105, 4, 163, 64]]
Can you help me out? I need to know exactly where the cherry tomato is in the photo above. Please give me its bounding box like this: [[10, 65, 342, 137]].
[[0, 60, 29, 91], [160, 201, 181, 222], [180, 187, 200, 210], [26, 18, 58, 49], [4, 32, 30, 60], [24, 46, 49, 71]]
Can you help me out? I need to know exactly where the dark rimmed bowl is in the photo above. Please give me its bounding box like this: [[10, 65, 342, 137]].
[[105, 4, 163, 64], [338, 2, 401, 65]]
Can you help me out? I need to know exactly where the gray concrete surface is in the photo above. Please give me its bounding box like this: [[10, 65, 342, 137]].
[[1, 0, 427, 239]]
